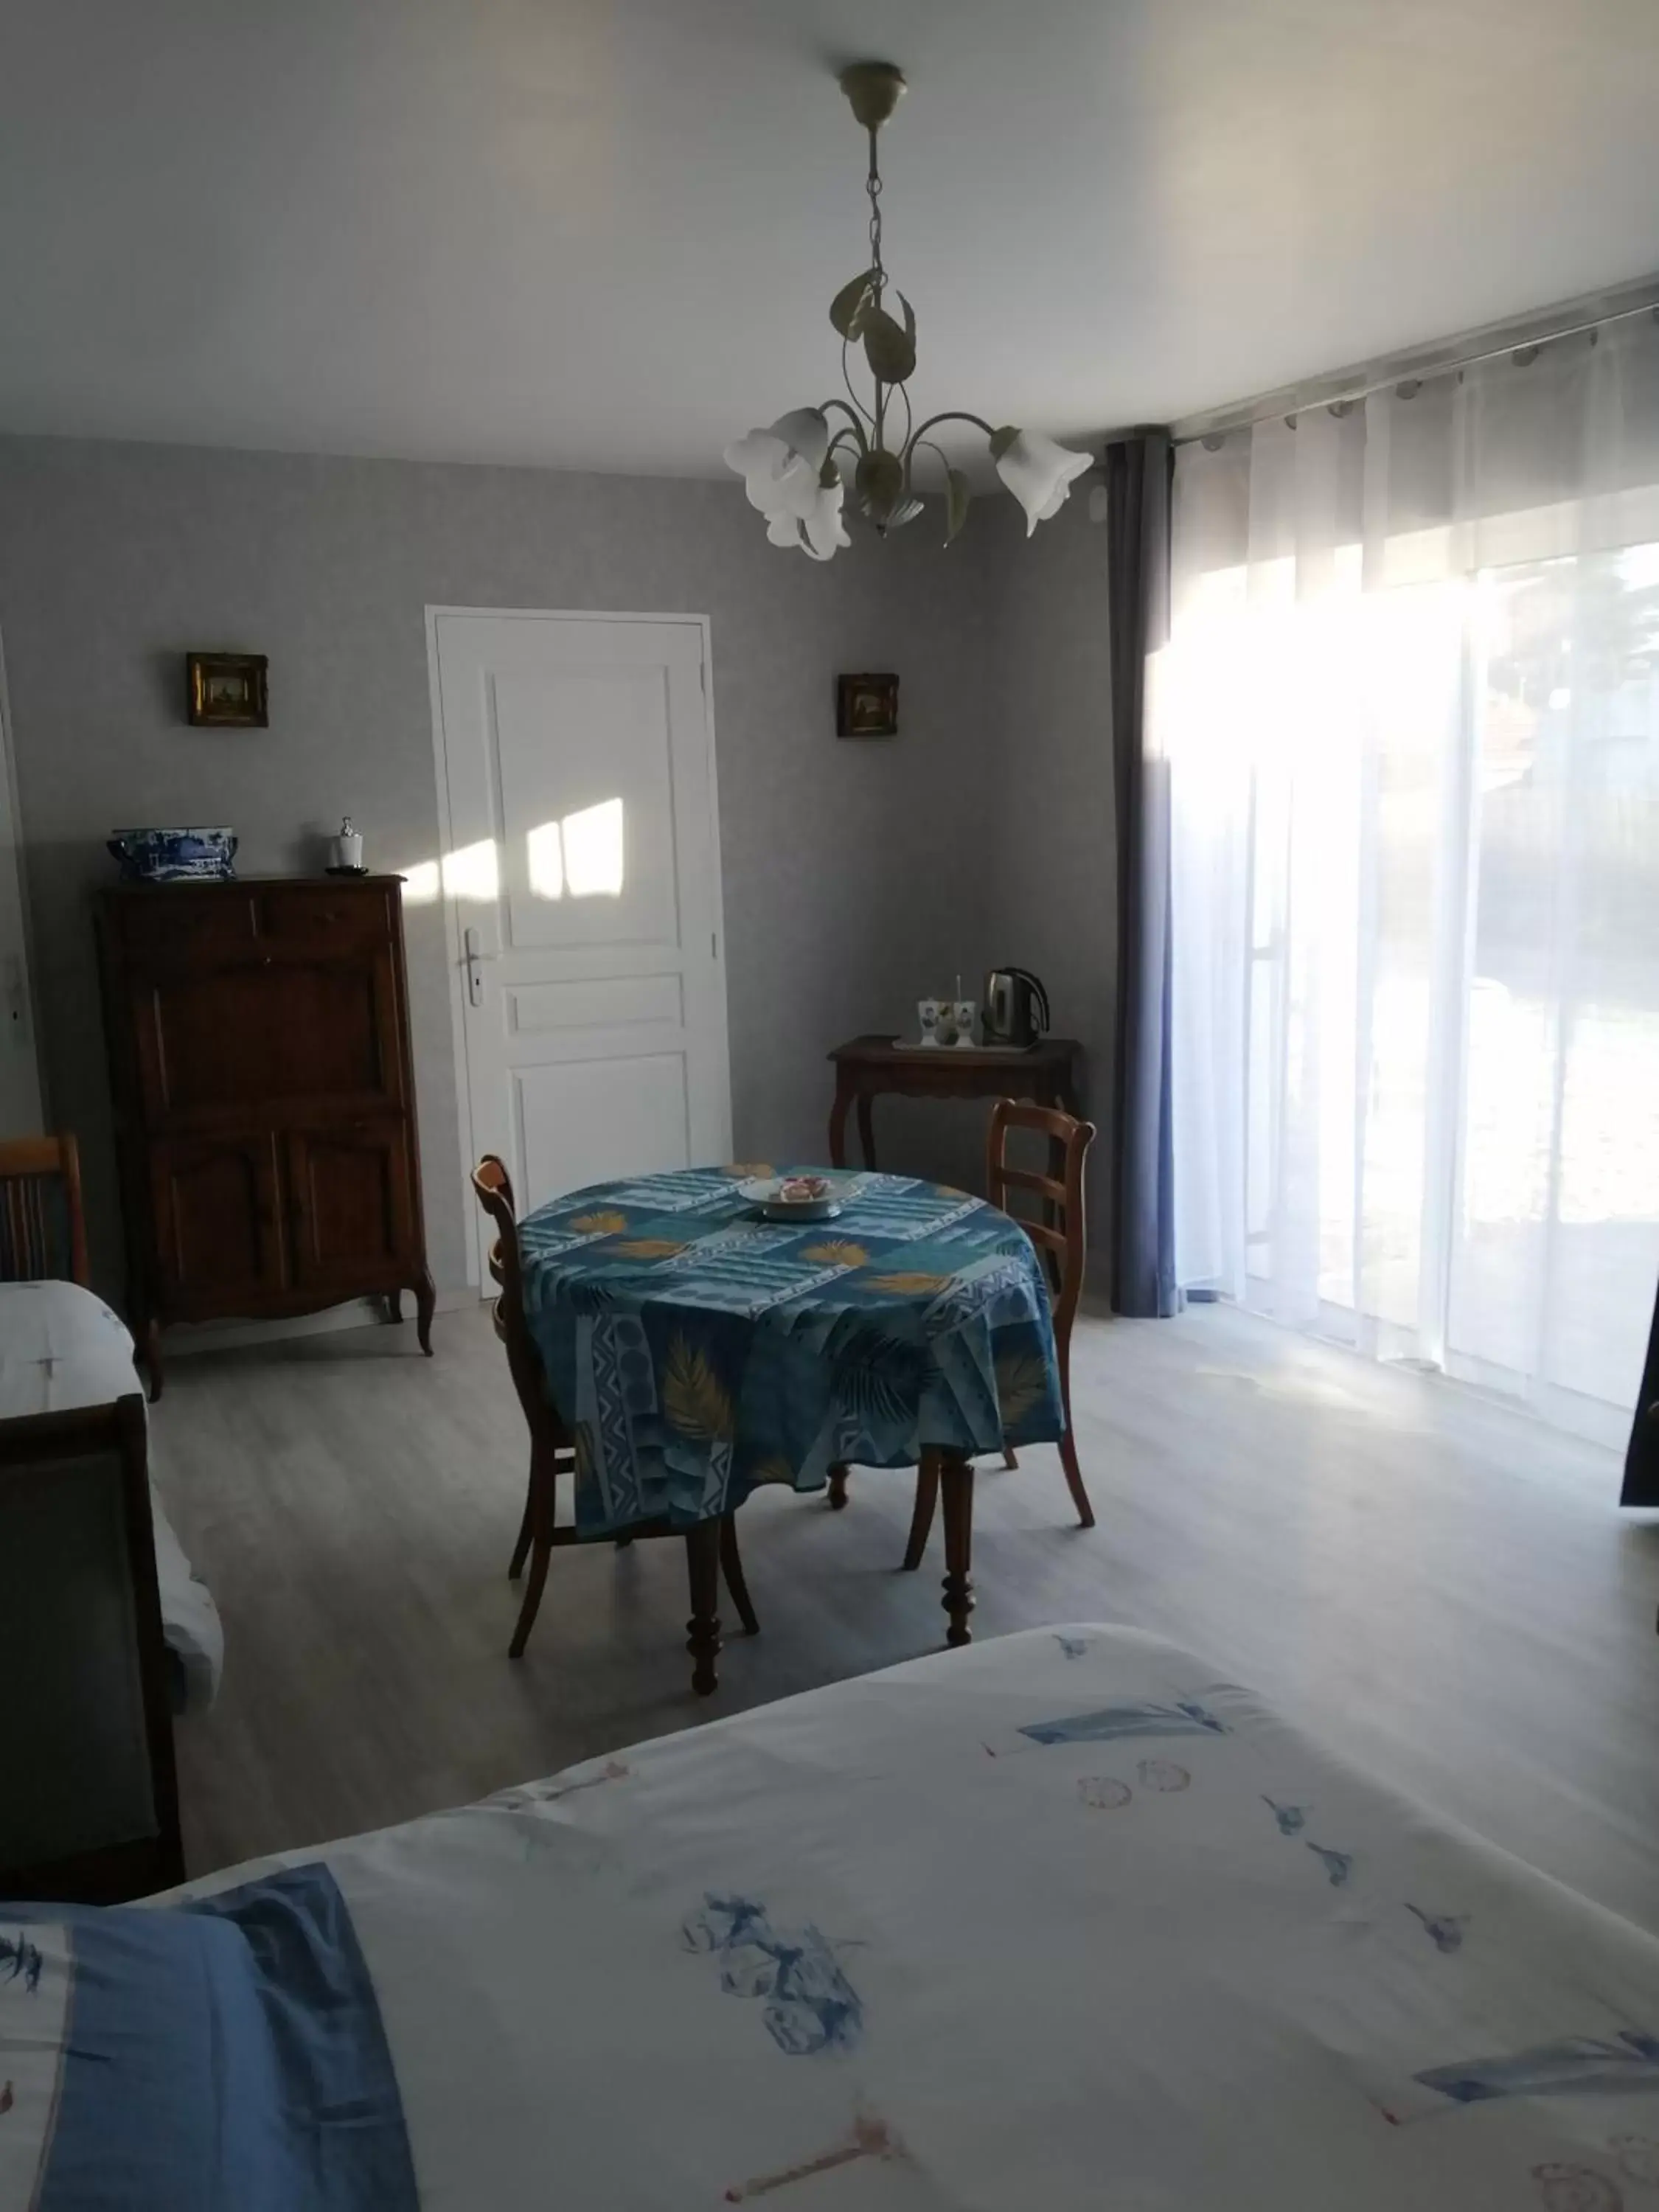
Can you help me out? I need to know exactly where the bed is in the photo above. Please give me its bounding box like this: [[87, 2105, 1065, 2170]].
[[0, 1279, 223, 1709], [6, 1624, 1659, 2210]]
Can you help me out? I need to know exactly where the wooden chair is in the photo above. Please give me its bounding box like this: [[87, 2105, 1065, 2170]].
[[470, 1157, 758, 1688], [0, 1133, 89, 1286], [902, 1099, 1097, 1570], [0, 1395, 185, 1902]]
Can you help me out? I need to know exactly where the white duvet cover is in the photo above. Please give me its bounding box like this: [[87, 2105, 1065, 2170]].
[[0, 1279, 223, 1708], [171, 1624, 1659, 2211]]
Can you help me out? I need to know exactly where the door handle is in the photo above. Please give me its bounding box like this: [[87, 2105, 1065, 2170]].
[[464, 925, 486, 1007]]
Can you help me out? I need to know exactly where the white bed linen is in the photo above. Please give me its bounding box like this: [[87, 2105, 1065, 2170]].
[[172, 1625, 1659, 2210], [0, 1279, 223, 1708]]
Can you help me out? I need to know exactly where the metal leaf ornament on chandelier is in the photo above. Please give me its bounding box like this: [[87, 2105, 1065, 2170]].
[[723, 62, 1092, 562]]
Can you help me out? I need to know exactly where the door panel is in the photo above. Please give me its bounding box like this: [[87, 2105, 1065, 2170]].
[[149, 1133, 283, 1307], [515, 1054, 692, 1210], [285, 1123, 416, 1290], [431, 612, 731, 1276], [129, 949, 404, 1123]]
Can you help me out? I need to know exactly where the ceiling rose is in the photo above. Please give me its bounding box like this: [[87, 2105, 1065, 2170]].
[[723, 61, 1093, 562]]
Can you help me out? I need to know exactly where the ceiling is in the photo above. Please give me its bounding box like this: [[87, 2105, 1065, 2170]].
[[4, 0, 1659, 476]]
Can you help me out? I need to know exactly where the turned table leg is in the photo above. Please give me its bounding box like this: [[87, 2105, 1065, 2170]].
[[939, 1452, 975, 1647], [685, 1517, 723, 1694]]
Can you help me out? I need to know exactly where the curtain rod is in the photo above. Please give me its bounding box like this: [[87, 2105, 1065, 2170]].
[[1161, 269, 1659, 447]]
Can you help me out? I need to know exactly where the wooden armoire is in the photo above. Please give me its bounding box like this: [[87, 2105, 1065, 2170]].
[[97, 875, 434, 1397]]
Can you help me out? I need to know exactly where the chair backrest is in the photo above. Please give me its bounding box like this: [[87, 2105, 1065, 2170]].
[[0, 1133, 89, 1287], [0, 1394, 184, 1902], [470, 1155, 565, 1456], [470, 1152, 521, 1298], [986, 1099, 1096, 1343]]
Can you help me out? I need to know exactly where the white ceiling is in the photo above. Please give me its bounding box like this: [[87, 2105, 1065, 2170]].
[[4, 0, 1659, 476]]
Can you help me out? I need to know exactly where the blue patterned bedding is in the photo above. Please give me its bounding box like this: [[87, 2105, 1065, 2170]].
[[0, 1867, 414, 2211], [10, 1627, 1659, 2210]]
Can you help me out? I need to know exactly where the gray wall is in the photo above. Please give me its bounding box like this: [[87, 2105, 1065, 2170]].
[[981, 495, 1118, 1269], [0, 436, 1006, 1299]]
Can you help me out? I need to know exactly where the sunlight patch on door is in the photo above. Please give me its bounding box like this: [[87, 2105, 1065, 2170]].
[[526, 798, 625, 900], [393, 838, 501, 905]]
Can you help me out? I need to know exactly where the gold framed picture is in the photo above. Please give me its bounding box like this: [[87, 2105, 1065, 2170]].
[[187, 652, 268, 728], [836, 672, 898, 739]]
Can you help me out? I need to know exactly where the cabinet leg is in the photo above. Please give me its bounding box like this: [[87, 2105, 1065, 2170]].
[[685, 1518, 723, 1694], [940, 1453, 975, 1647], [384, 1288, 404, 1324], [413, 1268, 436, 1355], [142, 1316, 164, 1405]]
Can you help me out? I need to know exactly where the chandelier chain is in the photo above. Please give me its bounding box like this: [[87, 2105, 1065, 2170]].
[[866, 127, 883, 293]]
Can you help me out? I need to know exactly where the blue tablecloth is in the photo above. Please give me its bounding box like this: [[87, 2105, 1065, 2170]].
[[517, 1167, 1065, 1534]]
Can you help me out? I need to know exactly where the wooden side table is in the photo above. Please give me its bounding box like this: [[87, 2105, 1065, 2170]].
[[827, 1033, 1082, 1169]]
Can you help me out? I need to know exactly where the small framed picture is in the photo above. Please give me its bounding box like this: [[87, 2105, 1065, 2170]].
[[836, 671, 898, 740], [187, 652, 268, 728]]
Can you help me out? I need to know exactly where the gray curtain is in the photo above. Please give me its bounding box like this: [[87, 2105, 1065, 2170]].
[[1105, 428, 1179, 1318]]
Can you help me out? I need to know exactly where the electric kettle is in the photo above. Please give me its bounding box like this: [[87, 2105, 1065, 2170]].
[[981, 967, 1050, 1048]]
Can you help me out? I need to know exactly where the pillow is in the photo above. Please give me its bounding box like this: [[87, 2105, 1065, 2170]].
[[0, 1864, 416, 2211]]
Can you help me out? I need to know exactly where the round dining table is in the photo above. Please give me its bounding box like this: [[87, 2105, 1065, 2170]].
[[516, 1164, 1065, 1680]]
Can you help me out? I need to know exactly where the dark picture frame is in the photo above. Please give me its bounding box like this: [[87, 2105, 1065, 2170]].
[[187, 652, 268, 728], [836, 671, 899, 739]]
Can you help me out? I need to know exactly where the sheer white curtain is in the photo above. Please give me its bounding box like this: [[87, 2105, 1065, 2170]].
[[1162, 313, 1659, 1441]]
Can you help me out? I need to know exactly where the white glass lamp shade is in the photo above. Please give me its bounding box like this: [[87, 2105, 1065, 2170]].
[[763, 473, 850, 561], [992, 428, 1093, 536], [724, 409, 832, 524], [726, 408, 850, 560]]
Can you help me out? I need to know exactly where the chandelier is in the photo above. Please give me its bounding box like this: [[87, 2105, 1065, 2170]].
[[724, 62, 1092, 562]]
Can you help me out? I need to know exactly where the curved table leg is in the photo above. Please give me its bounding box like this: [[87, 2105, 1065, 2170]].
[[827, 1465, 850, 1509], [939, 1453, 975, 1647], [720, 1513, 759, 1635], [901, 1455, 939, 1570], [855, 1093, 877, 1169], [828, 1077, 854, 1169], [685, 1517, 723, 1694]]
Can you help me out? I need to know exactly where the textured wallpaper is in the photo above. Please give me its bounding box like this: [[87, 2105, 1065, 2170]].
[[0, 435, 1054, 1299]]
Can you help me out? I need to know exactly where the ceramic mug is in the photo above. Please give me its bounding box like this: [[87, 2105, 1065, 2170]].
[[952, 998, 977, 1047], [917, 998, 943, 1047]]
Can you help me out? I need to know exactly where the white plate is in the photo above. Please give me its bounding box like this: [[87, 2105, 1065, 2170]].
[[738, 1175, 848, 1222]]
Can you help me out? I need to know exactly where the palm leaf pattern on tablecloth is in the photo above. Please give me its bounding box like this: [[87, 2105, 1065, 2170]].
[[751, 1453, 798, 1486], [571, 1421, 597, 1492], [571, 1210, 628, 1235], [664, 1332, 734, 1441], [995, 1349, 1051, 1426], [835, 1330, 928, 1430], [802, 1240, 869, 1267], [869, 1271, 951, 1295], [613, 1237, 686, 1259]]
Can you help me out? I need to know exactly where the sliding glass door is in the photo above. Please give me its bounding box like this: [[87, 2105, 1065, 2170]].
[[1163, 317, 1659, 1441]]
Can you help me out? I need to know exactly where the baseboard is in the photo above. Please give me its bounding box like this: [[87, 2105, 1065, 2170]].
[[161, 1286, 478, 1361]]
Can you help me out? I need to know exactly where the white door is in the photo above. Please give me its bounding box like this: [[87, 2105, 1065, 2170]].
[[428, 610, 731, 1284], [0, 630, 43, 1138]]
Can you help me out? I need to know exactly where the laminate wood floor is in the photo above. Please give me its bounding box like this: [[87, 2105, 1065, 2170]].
[[151, 1298, 1659, 1930]]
